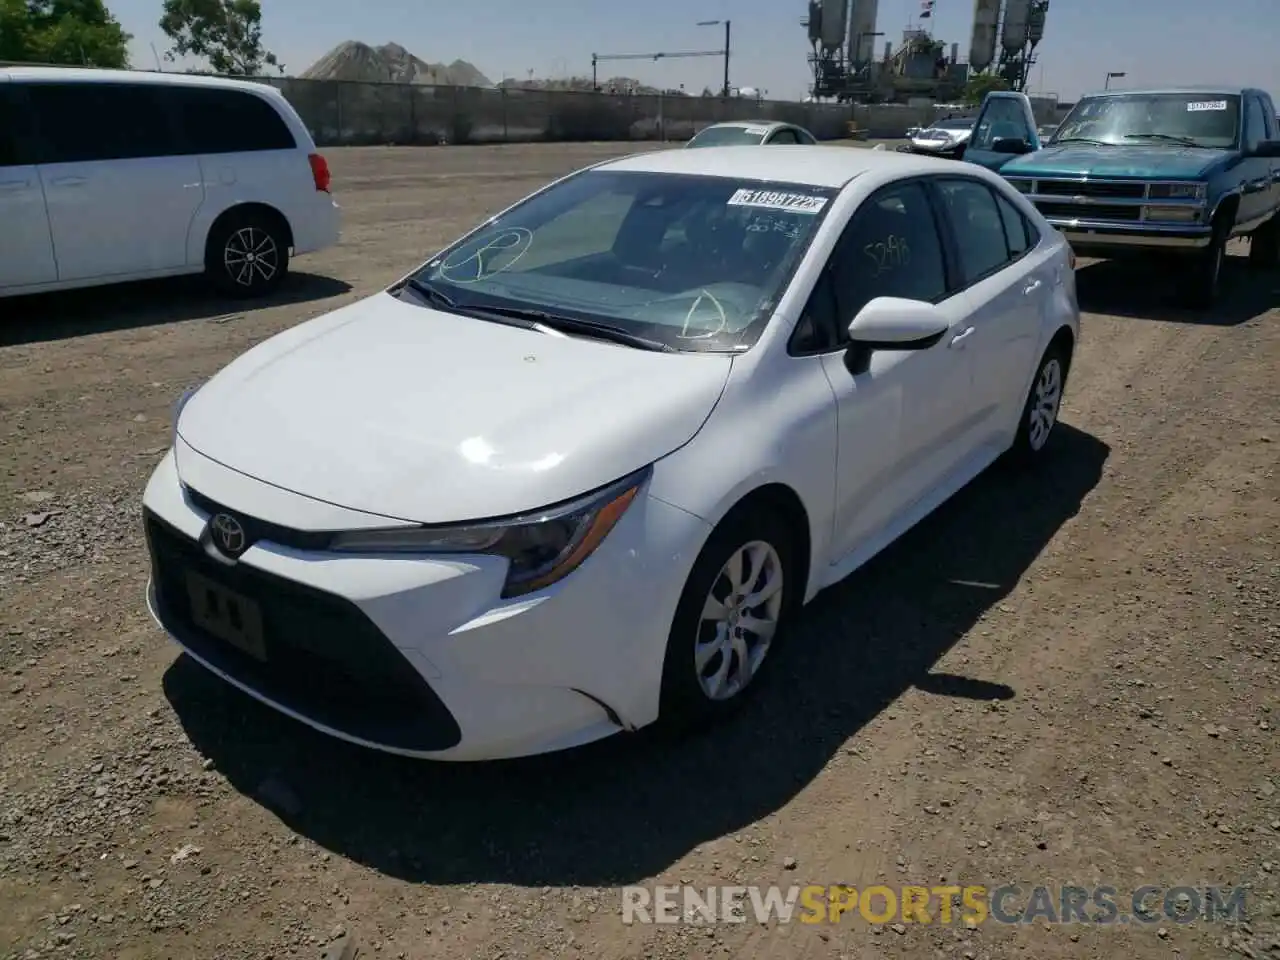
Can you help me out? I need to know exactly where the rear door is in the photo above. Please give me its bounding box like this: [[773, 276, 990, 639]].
[[932, 174, 1048, 447], [0, 81, 57, 290], [29, 81, 205, 282], [962, 91, 1041, 171]]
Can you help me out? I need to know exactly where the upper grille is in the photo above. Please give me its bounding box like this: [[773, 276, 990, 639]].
[[1033, 180, 1146, 200], [1034, 201, 1144, 222]]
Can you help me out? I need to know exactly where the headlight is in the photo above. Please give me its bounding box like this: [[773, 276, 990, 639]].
[[1147, 181, 1206, 201], [328, 466, 651, 598], [172, 382, 205, 445], [1142, 204, 1203, 223]]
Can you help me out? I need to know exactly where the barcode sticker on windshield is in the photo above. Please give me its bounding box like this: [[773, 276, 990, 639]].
[[727, 189, 828, 214], [1187, 100, 1228, 112]]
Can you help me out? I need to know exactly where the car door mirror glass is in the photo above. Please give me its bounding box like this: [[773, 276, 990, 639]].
[[1251, 139, 1280, 158], [846, 296, 949, 347]]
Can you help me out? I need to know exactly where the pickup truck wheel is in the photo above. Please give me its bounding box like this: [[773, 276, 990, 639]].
[[1184, 222, 1227, 310], [1248, 215, 1280, 268]]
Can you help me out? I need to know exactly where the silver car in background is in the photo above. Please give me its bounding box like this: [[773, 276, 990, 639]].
[[903, 115, 976, 156]]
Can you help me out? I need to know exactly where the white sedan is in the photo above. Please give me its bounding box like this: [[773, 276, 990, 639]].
[[144, 146, 1079, 761], [686, 120, 818, 147]]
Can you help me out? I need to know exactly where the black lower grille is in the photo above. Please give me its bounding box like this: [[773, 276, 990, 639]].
[[1035, 201, 1143, 222], [145, 510, 462, 752]]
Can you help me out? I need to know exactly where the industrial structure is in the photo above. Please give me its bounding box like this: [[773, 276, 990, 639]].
[[803, 0, 1049, 103]]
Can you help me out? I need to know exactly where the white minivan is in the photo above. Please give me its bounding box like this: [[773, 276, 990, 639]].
[[0, 68, 340, 299]]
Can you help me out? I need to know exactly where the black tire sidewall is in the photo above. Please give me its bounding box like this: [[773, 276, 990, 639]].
[[1186, 223, 1227, 308], [657, 507, 798, 733], [1010, 343, 1068, 463], [207, 215, 289, 297]]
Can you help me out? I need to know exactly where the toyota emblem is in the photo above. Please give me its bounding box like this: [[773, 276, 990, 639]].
[[209, 513, 247, 557]]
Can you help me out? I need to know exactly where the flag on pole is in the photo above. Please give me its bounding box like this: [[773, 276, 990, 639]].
[[920, 0, 935, 17]]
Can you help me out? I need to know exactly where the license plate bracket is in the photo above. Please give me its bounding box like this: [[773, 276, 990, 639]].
[[184, 571, 267, 661]]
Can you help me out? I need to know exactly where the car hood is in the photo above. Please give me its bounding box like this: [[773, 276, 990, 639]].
[[1005, 143, 1229, 179], [176, 293, 733, 523]]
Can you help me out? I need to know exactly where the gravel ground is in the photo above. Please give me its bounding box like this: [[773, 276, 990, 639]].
[[1, 143, 1277, 960]]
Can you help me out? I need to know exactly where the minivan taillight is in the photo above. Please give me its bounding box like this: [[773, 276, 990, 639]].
[[308, 152, 331, 192]]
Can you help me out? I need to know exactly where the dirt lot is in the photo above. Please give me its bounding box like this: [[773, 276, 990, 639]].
[[1, 144, 1277, 960]]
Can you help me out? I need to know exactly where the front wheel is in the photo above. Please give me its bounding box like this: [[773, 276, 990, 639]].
[[1248, 214, 1280, 268], [1008, 342, 1068, 465], [657, 509, 797, 735], [1183, 219, 1228, 309], [206, 213, 290, 298]]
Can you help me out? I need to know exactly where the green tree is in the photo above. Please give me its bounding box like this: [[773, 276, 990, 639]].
[[0, 0, 131, 67], [158, 0, 281, 76], [963, 73, 1011, 105]]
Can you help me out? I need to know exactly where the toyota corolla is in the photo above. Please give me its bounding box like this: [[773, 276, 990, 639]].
[[144, 146, 1079, 761]]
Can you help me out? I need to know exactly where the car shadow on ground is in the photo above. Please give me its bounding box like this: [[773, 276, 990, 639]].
[[1075, 251, 1276, 326], [0, 272, 353, 348], [163, 422, 1109, 888]]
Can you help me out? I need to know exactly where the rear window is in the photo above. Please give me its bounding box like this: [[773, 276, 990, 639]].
[[688, 125, 771, 147], [167, 87, 297, 154]]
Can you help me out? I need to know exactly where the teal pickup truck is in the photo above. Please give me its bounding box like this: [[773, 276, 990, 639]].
[[954, 87, 1280, 307]]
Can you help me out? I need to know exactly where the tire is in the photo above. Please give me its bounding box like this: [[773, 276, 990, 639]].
[[656, 507, 798, 736], [205, 211, 289, 298], [1008, 340, 1069, 465], [1183, 216, 1228, 309], [1248, 214, 1280, 269]]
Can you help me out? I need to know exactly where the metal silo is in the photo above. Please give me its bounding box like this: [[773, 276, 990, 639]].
[[1027, 0, 1048, 44], [1001, 0, 1031, 51], [819, 0, 847, 50], [846, 0, 880, 65], [807, 0, 823, 45], [969, 0, 1001, 71]]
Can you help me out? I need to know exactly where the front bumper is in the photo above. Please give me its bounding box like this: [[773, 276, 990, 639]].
[[1053, 221, 1213, 253], [142, 449, 710, 761]]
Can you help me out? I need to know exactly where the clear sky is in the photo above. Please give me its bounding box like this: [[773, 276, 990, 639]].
[[111, 0, 1279, 103]]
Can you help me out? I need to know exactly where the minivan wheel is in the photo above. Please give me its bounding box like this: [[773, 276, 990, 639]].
[[657, 508, 796, 736], [1008, 342, 1068, 465], [206, 213, 289, 297]]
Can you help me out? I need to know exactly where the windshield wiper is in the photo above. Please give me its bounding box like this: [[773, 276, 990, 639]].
[[475, 305, 676, 352], [1123, 133, 1202, 146], [399, 276, 458, 309], [1052, 137, 1112, 145]]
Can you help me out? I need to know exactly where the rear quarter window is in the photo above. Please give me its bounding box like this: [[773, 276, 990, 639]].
[[168, 87, 297, 154]]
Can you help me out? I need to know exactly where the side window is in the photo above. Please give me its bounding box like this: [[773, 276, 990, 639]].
[[769, 129, 799, 144], [936, 179, 1013, 283], [27, 83, 180, 163], [793, 181, 947, 353], [0, 88, 38, 167], [1264, 98, 1278, 139], [970, 98, 1031, 151], [994, 191, 1034, 257], [1244, 96, 1267, 152], [172, 87, 297, 154]]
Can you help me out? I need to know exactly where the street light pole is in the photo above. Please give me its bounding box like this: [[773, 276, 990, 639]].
[[697, 19, 732, 98], [1104, 70, 1125, 90]]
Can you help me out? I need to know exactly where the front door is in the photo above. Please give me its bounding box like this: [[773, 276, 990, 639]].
[[0, 83, 57, 290], [29, 81, 205, 283], [814, 179, 978, 562], [963, 91, 1042, 171]]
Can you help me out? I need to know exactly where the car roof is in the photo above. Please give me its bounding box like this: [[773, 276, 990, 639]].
[[1079, 86, 1255, 99], [596, 144, 966, 189], [700, 120, 790, 131], [0, 66, 278, 93]]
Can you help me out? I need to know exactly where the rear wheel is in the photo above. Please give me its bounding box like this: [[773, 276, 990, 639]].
[[657, 508, 797, 735], [206, 212, 289, 298], [1007, 340, 1069, 465]]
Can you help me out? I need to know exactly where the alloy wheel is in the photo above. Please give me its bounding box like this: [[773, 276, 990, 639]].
[[694, 540, 784, 701], [224, 227, 279, 289]]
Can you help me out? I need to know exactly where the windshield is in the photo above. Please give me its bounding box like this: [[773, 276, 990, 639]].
[[688, 124, 770, 147], [407, 170, 835, 353], [1052, 93, 1241, 148]]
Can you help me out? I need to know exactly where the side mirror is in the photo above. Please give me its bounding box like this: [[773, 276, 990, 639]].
[[844, 297, 949, 374], [992, 136, 1034, 155], [1250, 139, 1280, 158]]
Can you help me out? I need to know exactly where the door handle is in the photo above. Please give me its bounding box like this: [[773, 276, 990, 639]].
[[1023, 278, 1043, 295], [50, 176, 87, 187], [949, 326, 975, 347]]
